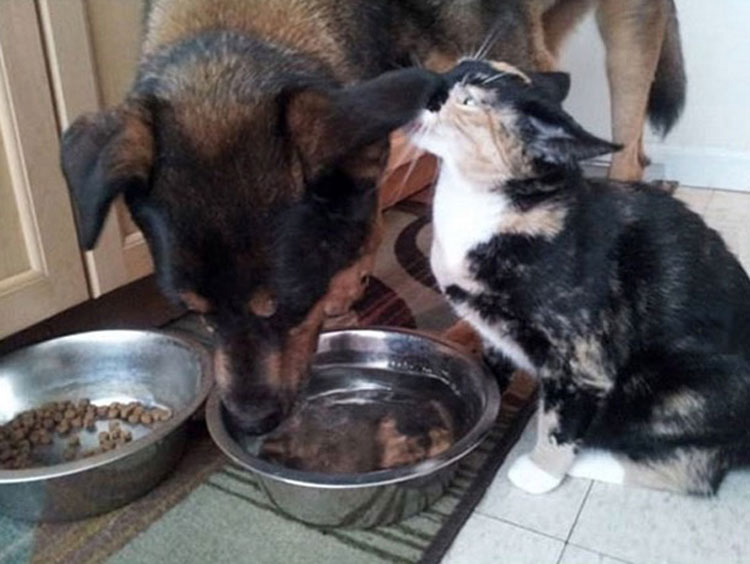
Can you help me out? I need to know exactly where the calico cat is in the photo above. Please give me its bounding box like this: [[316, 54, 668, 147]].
[[407, 59, 750, 495]]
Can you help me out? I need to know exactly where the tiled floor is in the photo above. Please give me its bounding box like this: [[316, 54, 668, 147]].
[[443, 186, 750, 564]]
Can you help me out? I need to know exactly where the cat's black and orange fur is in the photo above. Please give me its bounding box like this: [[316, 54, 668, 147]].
[[410, 60, 750, 495]]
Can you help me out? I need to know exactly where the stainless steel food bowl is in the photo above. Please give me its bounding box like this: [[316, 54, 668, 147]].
[[0, 330, 212, 521], [206, 328, 499, 528]]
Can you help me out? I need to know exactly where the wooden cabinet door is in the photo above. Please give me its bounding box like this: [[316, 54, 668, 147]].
[[39, 0, 152, 298], [0, 2, 89, 339]]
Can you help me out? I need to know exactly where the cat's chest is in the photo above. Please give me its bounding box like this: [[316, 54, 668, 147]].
[[430, 172, 507, 292]]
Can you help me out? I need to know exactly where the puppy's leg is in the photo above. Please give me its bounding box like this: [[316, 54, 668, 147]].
[[322, 210, 384, 328], [597, 0, 668, 181], [441, 319, 483, 356]]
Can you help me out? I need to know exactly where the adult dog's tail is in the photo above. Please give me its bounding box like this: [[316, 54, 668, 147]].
[[647, 0, 686, 136]]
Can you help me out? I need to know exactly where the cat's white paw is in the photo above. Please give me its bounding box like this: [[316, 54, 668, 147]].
[[567, 450, 625, 484], [507, 454, 564, 494]]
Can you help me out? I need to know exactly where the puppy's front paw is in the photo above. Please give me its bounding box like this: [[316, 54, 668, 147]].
[[322, 310, 360, 330], [442, 320, 482, 356], [508, 454, 564, 494]]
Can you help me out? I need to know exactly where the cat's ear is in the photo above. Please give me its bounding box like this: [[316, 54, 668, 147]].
[[522, 100, 621, 165], [528, 72, 571, 104], [286, 68, 443, 173]]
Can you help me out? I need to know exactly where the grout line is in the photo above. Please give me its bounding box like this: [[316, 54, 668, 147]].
[[474, 512, 568, 543], [554, 543, 566, 564], [565, 541, 637, 564], [565, 480, 594, 544], [552, 480, 594, 564]]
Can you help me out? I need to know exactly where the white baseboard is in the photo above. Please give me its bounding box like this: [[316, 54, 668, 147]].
[[643, 145, 750, 193]]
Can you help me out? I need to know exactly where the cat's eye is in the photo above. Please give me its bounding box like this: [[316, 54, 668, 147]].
[[461, 95, 477, 107]]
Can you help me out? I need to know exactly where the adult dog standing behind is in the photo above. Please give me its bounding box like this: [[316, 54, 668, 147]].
[[527, 0, 686, 181]]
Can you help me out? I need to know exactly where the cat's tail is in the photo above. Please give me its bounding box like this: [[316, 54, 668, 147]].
[[647, 0, 686, 136]]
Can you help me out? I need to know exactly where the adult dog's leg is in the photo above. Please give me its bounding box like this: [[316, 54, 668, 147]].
[[542, 0, 596, 62], [597, 0, 668, 181], [526, 0, 559, 71]]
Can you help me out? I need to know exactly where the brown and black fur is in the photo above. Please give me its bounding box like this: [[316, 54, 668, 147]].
[[60, 0, 683, 434]]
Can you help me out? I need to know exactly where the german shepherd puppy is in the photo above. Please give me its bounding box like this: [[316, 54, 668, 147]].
[[60, 0, 683, 433]]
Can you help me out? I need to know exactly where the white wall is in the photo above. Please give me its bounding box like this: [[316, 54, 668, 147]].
[[558, 0, 750, 191]]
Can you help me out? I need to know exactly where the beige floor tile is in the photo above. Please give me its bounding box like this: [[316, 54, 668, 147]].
[[443, 513, 563, 564], [701, 189, 750, 273], [569, 469, 750, 564], [558, 544, 633, 564], [476, 415, 592, 540], [673, 186, 714, 215]]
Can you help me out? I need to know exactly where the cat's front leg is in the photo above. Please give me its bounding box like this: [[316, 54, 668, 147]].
[[507, 400, 577, 494], [508, 377, 604, 494]]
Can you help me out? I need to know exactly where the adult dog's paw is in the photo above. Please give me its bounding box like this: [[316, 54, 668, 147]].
[[507, 454, 564, 494]]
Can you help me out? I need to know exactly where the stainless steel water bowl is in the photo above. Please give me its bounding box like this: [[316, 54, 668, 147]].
[[0, 330, 212, 522], [206, 328, 500, 528]]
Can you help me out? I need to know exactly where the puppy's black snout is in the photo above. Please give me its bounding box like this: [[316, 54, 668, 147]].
[[226, 398, 284, 435]]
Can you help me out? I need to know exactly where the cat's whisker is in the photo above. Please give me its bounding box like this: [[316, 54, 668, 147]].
[[429, 158, 443, 189], [474, 24, 498, 60], [398, 133, 429, 194], [390, 134, 422, 172], [476, 20, 503, 60], [482, 73, 507, 85]]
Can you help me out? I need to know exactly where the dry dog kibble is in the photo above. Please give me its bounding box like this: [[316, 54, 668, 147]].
[[2, 398, 173, 469], [151, 408, 170, 422], [56, 421, 71, 436]]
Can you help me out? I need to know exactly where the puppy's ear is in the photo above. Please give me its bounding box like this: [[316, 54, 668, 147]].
[[60, 102, 154, 249], [286, 68, 443, 173], [522, 100, 621, 165], [528, 72, 571, 104]]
